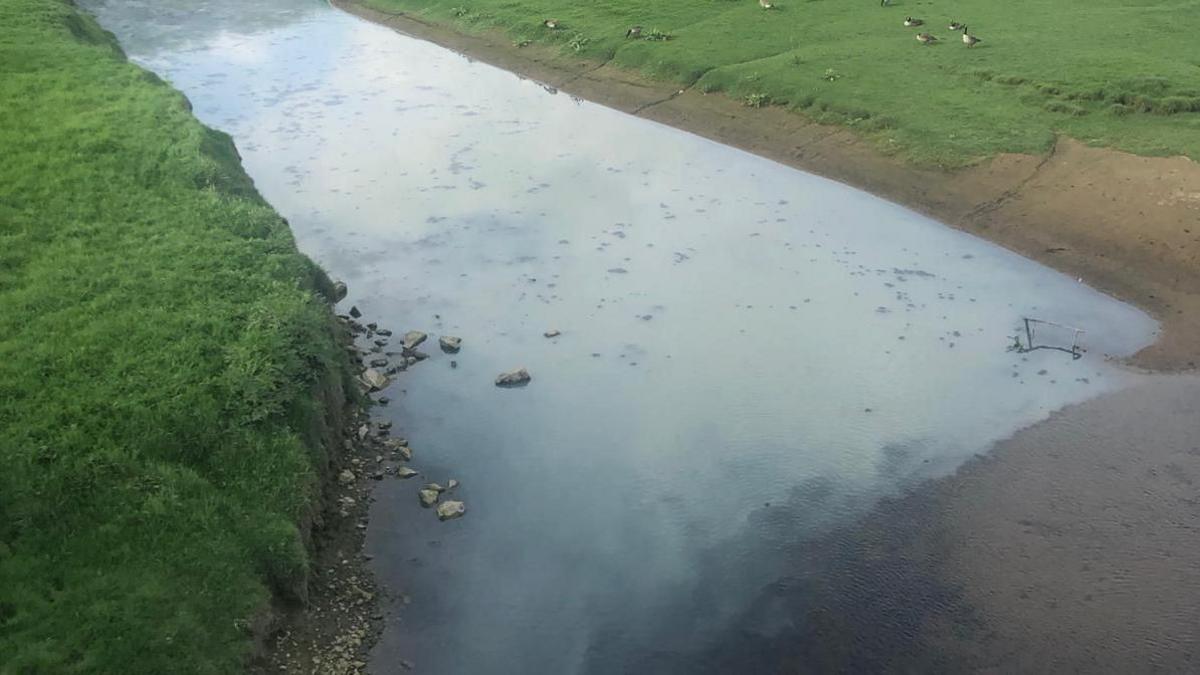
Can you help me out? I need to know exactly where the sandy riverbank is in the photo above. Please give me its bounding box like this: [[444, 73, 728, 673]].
[[334, 0, 1198, 372]]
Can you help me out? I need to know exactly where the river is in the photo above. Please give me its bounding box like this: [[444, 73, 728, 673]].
[[81, 1, 1161, 672]]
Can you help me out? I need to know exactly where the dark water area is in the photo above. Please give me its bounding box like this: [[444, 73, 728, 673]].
[[77, 1, 1174, 672], [580, 478, 968, 674]]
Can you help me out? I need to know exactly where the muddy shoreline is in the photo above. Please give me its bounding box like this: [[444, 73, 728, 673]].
[[252, 310, 385, 675], [678, 375, 1200, 673], [333, 0, 1199, 372]]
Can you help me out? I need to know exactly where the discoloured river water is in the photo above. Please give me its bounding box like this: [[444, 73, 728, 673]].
[[83, 1, 1162, 672]]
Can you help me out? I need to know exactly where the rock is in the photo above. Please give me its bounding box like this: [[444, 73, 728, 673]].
[[370, 471, 384, 481], [396, 467, 419, 479], [423, 482, 446, 493], [450, 360, 458, 369], [405, 356, 418, 366], [369, 358, 389, 368], [418, 489, 440, 508], [349, 306, 362, 319], [543, 329, 562, 338], [495, 367, 532, 387], [361, 368, 390, 391], [378, 396, 390, 405], [376, 328, 392, 337], [447, 479, 459, 490], [402, 331, 428, 351], [436, 500, 466, 521], [378, 421, 392, 431], [409, 350, 430, 362], [338, 469, 356, 485], [382, 440, 413, 461], [438, 336, 462, 353], [332, 281, 348, 303], [374, 339, 388, 348]]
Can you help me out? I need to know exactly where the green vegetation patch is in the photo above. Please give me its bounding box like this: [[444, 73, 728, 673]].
[[363, 0, 1200, 167], [0, 0, 354, 671]]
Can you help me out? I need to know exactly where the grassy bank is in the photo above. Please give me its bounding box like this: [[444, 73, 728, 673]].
[[0, 0, 356, 671], [360, 0, 1200, 167]]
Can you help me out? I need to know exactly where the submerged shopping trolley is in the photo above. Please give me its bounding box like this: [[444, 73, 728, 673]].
[[1013, 317, 1086, 360]]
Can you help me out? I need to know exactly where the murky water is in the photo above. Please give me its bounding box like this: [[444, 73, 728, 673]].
[[83, 1, 1160, 672]]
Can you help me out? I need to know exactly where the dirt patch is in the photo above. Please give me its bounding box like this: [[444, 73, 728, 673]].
[[333, 0, 1200, 371]]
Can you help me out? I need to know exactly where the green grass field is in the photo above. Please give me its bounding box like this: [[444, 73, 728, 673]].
[[0, 0, 354, 671], [363, 0, 1200, 167]]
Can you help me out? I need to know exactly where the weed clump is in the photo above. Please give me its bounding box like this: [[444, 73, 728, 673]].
[[744, 92, 770, 107]]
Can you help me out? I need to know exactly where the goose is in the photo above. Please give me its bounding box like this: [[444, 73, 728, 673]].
[[948, 21, 964, 31], [881, 0, 891, 5], [903, 17, 924, 27], [543, 18, 560, 28], [915, 32, 938, 45], [626, 25, 643, 38], [961, 25, 982, 47], [760, 0, 776, 9]]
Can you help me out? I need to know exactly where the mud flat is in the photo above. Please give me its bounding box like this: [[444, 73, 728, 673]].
[[922, 374, 1200, 671], [672, 376, 1200, 673]]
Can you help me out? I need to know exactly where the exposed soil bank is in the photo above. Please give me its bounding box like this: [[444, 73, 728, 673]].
[[334, 0, 1199, 372]]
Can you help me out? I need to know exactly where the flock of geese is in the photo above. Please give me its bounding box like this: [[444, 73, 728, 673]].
[[760, 0, 984, 47], [545, 1, 984, 48], [902, 15, 983, 47]]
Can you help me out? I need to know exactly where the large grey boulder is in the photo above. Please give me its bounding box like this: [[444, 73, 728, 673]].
[[361, 368, 390, 391], [439, 336, 462, 353], [332, 281, 348, 303], [436, 500, 466, 521], [383, 439, 412, 461], [402, 331, 428, 351], [418, 489, 440, 508], [495, 367, 531, 387]]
